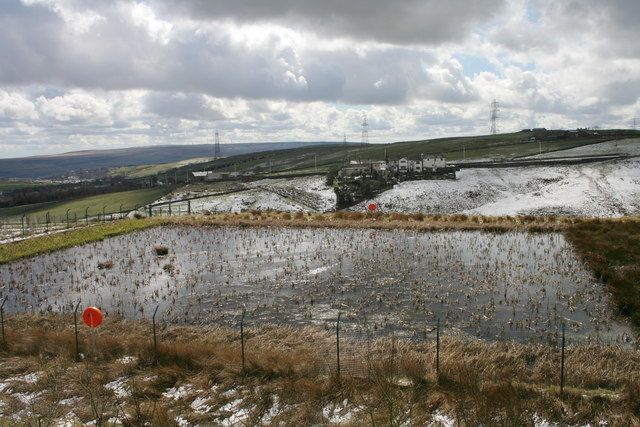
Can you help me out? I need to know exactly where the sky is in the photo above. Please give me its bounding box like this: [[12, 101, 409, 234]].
[[0, 0, 639, 158]]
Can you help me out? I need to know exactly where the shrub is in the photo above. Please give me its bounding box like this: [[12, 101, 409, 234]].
[[154, 245, 169, 256], [97, 261, 114, 270]]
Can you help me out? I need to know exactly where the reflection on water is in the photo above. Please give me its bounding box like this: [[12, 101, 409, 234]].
[[0, 227, 634, 345]]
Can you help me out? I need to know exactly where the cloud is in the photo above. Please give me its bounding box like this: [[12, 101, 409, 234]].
[[0, 0, 638, 158], [155, 0, 506, 45], [36, 91, 112, 123], [0, 90, 38, 120], [145, 92, 227, 120]]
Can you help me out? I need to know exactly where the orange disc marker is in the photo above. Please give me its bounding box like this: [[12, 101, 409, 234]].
[[367, 203, 377, 212], [82, 306, 103, 328]]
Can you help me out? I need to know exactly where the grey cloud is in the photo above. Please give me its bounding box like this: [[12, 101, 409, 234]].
[[0, 0, 454, 105], [602, 80, 640, 106], [145, 92, 227, 120], [155, 0, 506, 45]]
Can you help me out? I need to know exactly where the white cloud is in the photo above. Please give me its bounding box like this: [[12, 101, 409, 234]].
[[36, 91, 112, 123], [0, 90, 38, 120]]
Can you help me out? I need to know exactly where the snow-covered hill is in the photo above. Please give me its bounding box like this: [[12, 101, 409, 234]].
[[355, 159, 640, 217], [167, 176, 336, 213]]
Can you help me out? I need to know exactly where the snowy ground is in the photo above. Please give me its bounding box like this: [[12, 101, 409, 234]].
[[355, 159, 640, 217], [167, 176, 336, 213], [0, 368, 601, 426], [523, 138, 640, 159]]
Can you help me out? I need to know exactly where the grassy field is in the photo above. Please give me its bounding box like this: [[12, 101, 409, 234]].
[[0, 314, 638, 425], [0, 187, 171, 220], [0, 181, 50, 191], [108, 157, 215, 178]]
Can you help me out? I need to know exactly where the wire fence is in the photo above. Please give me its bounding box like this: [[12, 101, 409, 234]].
[[1, 290, 635, 401], [0, 209, 135, 241], [0, 196, 218, 242]]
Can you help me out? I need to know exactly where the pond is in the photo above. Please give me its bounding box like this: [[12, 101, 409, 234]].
[[0, 226, 634, 345]]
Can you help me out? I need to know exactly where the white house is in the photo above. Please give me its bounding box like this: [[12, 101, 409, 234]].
[[422, 154, 446, 170]]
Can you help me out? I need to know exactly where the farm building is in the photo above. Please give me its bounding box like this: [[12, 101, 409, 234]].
[[387, 154, 446, 173], [191, 171, 241, 182], [338, 160, 387, 177]]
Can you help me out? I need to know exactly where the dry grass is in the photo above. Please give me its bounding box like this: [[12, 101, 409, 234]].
[[0, 314, 638, 425], [566, 217, 640, 328], [162, 211, 573, 234]]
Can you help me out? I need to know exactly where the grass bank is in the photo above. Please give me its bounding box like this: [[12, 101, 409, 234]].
[[0, 314, 638, 425], [0, 218, 162, 264], [566, 218, 640, 328]]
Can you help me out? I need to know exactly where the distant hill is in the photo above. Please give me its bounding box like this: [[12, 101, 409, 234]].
[[2, 129, 637, 180], [0, 142, 341, 179]]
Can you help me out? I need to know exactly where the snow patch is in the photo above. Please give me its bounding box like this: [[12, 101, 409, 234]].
[[163, 384, 195, 400], [190, 396, 212, 414], [429, 410, 455, 426], [58, 396, 83, 406], [260, 395, 280, 424], [116, 356, 137, 364], [322, 399, 360, 424], [104, 377, 130, 398]]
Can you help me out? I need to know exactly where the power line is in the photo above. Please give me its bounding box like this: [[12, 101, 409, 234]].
[[361, 113, 369, 146], [490, 99, 499, 135], [214, 131, 221, 159]]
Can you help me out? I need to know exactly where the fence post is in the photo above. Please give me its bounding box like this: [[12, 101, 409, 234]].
[[560, 323, 565, 397], [436, 318, 440, 383], [390, 334, 396, 379], [148, 206, 152, 217], [21, 215, 25, 237], [45, 211, 50, 232], [1, 296, 8, 347], [336, 312, 342, 379], [168, 203, 172, 216], [66, 209, 70, 229], [85, 207, 90, 225], [152, 304, 159, 365], [188, 200, 191, 215], [240, 308, 246, 372], [73, 301, 81, 361]]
